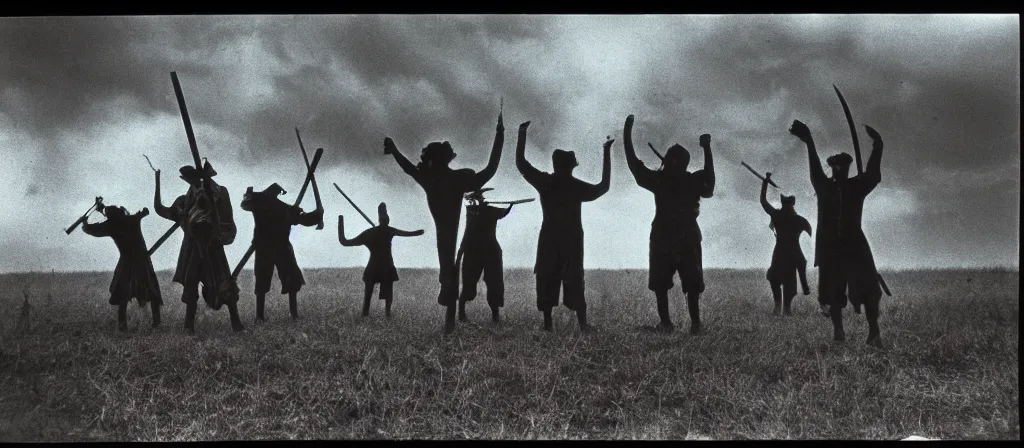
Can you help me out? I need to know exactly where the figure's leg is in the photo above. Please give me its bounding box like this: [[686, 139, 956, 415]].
[[227, 301, 245, 332], [117, 303, 128, 332], [864, 297, 882, 347], [682, 242, 705, 335], [782, 268, 797, 316], [770, 279, 783, 315], [830, 304, 845, 342], [458, 255, 482, 321], [484, 249, 505, 322], [150, 300, 161, 327], [686, 292, 702, 335], [850, 268, 884, 347], [254, 252, 272, 322], [798, 262, 811, 296], [536, 274, 558, 332], [566, 272, 590, 332], [182, 272, 201, 333], [362, 282, 374, 317], [655, 288, 671, 331], [380, 282, 394, 317], [288, 291, 299, 320]]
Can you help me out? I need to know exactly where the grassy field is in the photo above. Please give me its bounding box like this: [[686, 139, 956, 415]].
[[0, 267, 1017, 441]]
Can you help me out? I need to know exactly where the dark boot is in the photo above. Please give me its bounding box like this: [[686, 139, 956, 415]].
[[444, 304, 457, 334], [228, 303, 245, 332], [542, 308, 553, 332], [288, 292, 298, 320], [687, 293, 702, 335], [865, 299, 883, 348], [799, 267, 811, 296], [255, 293, 266, 323], [491, 306, 500, 323], [117, 304, 128, 332], [830, 306, 845, 342], [385, 299, 393, 318], [151, 302, 161, 327], [577, 307, 593, 333], [655, 290, 674, 331], [458, 300, 469, 322], [184, 302, 197, 334], [782, 294, 793, 316]]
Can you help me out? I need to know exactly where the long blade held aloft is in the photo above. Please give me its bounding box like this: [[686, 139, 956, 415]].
[[878, 273, 892, 297], [833, 84, 863, 176], [65, 202, 98, 235], [171, 72, 202, 169], [296, 128, 324, 229], [487, 198, 535, 205], [647, 142, 665, 161], [294, 148, 323, 206], [740, 161, 780, 189], [147, 223, 180, 256], [333, 183, 375, 227]]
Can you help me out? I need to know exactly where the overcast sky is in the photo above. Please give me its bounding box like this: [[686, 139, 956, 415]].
[[0, 15, 1018, 273]]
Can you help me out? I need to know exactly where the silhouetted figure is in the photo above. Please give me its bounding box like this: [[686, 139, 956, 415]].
[[623, 115, 714, 335], [383, 112, 504, 333], [456, 188, 515, 323], [154, 162, 244, 333], [759, 174, 812, 316], [240, 183, 323, 323], [516, 121, 611, 332], [338, 203, 424, 317], [790, 119, 885, 347], [82, 204, 163, 331]]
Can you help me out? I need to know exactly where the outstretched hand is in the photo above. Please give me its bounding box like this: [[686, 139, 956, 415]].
[[700, 134, 711, 148], [383, 137, 396, 155], [789, 120, 811, 141]]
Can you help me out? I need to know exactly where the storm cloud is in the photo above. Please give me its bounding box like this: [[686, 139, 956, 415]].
[[0, 14, 1018, 273]]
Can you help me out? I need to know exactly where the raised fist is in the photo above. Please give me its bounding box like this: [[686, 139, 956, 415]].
[[603, 138, 615, 150], [383, 137, 396, 155], [699, 134, 711, 148], [519, 121, 531, 133], [625, 114, 635, 127], [789, 120, 811, 140]]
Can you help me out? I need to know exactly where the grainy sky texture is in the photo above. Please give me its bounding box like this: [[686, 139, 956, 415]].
[[0, 15, 1019, 273]]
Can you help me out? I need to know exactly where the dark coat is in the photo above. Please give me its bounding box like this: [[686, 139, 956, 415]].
[[82, 210, 163, 307]]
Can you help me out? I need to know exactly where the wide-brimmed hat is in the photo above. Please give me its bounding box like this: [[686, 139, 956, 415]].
[[260, 183, 287, 196], [464, 188, 494, 201], [421, 141, 457, 164], [179, 160, 217, 181], [826, 152, 853, 168]]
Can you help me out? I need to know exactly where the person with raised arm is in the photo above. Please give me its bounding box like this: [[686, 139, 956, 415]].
[[338, 203, 425, 318], [622, 114, 714, 335], [790, 119, 886, 347], [382, 108, 504, 333], [516, 121, 611, 333], [759, 173, 812, 316]]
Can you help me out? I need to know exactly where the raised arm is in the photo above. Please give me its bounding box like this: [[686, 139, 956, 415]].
[[623, 114, 655, 190], [384, 137, 421, 183], [498, 204, 513, 220], [580, 138, 613, 202], [153, 170, 179, 221], [800, 216, 813, 237], [760, 174, 776, 215], [467, 112, 505, 191], [392, 227, 425, 237], [515, 121, 543, 188], [789, 120, 827, 190], [338, 215, 372, 247], [698, 134, 715, 198], [81, 217, 111, 238], [860, 125, 884, 191]]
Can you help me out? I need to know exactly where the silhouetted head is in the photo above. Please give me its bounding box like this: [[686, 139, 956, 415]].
[[104, 205, 128, 219], [552, 149, 578, 174], [827, 153, 853, 181], [179, 160, 217, 187], [419, 141, 456, 170], [378, 202, 390, 227], [662, 144, 691, 172], [780, 194, 796, 210], [464, 188, 492, 206]]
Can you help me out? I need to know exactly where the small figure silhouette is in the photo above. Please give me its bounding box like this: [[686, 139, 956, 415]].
[[154, 161, 244, 333], [623, 115, 715, 335], [82, 203, 163, 331], [338, 203, 425, 318], [383, 108, 504, 333], [759, 174, 812, 316], [240, 183, 324, 322], [790, 119, 886, 347], [456, 188, 516, 323], [516, 121, 611, 333]]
